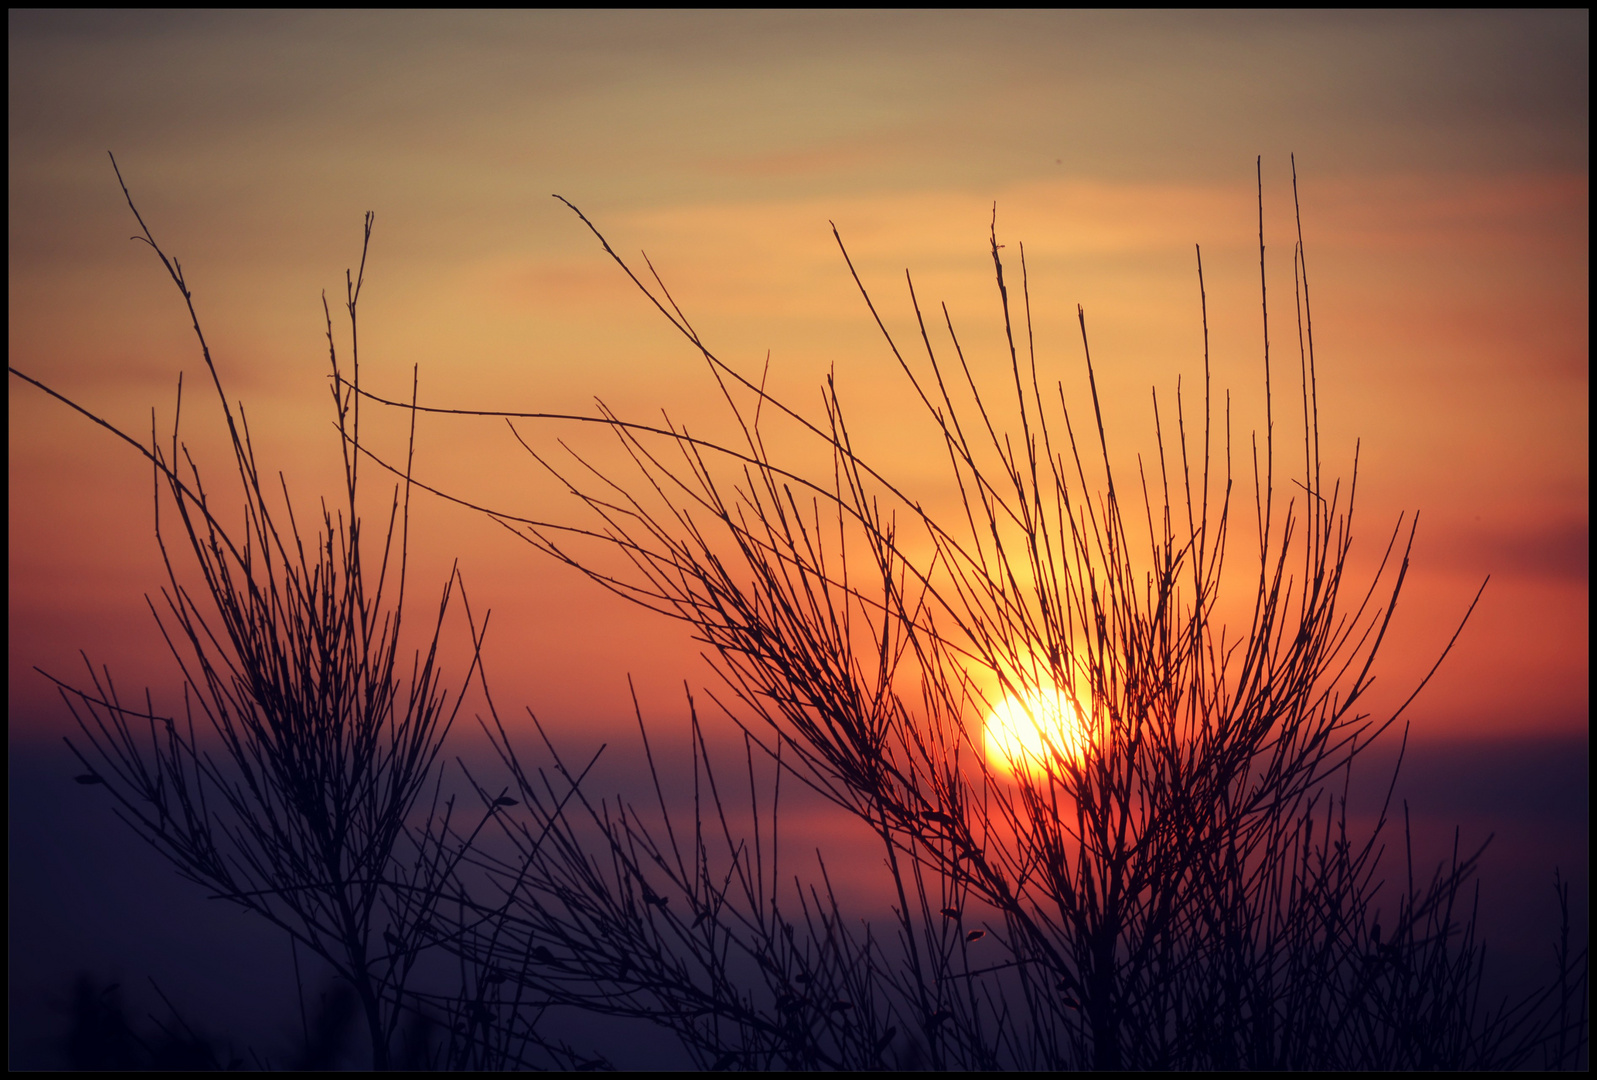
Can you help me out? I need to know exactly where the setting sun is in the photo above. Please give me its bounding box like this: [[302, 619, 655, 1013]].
[[984, 687, 1093, 775]]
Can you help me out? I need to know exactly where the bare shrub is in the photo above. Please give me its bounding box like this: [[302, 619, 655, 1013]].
[[14, 154, 1584, 1070], [9, 156, 567, 1069], [360, 160, 1588, 1069]]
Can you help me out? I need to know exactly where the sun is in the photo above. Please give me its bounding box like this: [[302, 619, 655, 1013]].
[[984, 687, 1092, 775]]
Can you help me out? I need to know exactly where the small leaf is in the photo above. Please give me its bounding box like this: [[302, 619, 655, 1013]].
[[829, 1000, 853, 1013], [493, 796, 518, 808], [922, 810, 953, 824], [795, 972, 811, 984], [875, 1026, 898, 1053], [74, 773, 105, 786], [533, 946, 554, 964], [940, 906, 960, 920], [927, 1008, 953, 1026], [965, 929, 986, 943]]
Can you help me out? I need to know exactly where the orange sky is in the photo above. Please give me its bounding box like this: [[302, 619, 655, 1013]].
[[9, 11, 1588, 750]]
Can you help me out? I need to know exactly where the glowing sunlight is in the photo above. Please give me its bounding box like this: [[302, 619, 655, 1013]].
[[983, 686, 1093, 776]]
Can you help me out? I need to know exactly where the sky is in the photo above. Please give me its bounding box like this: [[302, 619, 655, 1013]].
[[6, 9, 1588, 1063]]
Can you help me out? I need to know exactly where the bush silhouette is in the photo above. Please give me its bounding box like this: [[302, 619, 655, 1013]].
[[351, 160, 1588, 1069], [10, 156, 565, 1070], [11, 157, 1587, 1070]]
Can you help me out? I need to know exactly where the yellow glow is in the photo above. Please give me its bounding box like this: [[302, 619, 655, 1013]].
[[984, 687, 1092, 775]]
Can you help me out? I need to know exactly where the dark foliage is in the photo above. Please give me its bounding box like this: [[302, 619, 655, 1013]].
[[354, 160, 1588, 1069], [12, 156, 1587, 1070]]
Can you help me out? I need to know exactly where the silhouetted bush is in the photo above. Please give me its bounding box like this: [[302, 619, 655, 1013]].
[[12, 156, 565, 1070], [358, 161, 1587, 1069], [12, 157, 1587, 1071]]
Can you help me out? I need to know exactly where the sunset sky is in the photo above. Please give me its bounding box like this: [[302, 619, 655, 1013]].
[[11, 10, 1586, 743], [6, 11, 1587, 1061]]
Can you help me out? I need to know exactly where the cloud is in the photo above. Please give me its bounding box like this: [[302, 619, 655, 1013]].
[[1469, 519, 1590, 582]]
